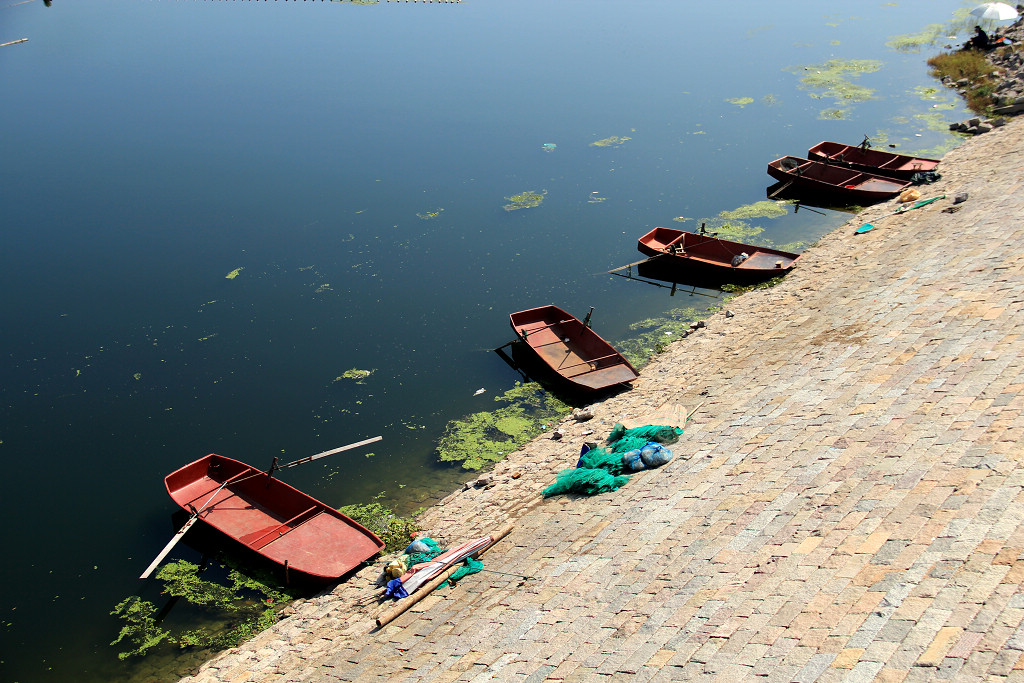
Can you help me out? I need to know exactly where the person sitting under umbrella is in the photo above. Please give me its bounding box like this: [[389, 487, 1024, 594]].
[[969, 25, 990, 49]]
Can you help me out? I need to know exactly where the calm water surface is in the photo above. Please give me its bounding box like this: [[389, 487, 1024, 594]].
[[0, 0, 975, 680]]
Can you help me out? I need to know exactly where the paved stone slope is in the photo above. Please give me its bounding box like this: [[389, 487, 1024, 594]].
[[182, 116, 1024, 682]]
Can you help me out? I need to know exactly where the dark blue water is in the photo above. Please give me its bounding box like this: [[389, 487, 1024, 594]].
[[0, 1, 974, 680]]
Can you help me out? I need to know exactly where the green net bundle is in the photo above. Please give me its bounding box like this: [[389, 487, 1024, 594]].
[[542, 423, 683, 498], [441, 557, 483, 586], [404, 537, 443, 565]]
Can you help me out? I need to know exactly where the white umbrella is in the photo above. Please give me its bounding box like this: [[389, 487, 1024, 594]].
[[970, 2, 1019, 20]]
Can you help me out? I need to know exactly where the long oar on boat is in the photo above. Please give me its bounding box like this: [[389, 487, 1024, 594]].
[[139, 435, 383, 579]]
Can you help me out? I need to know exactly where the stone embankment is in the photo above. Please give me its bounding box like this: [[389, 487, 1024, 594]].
[[179, 35, 1024, 682], [947, 15, 1024, 130], [179, 112, 1024, 682]]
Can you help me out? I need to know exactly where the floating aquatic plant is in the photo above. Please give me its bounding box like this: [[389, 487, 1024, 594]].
[[590, 135, 631, 147], [787, 59, 882, 104], [338, 493, 420, 552], [110, 559, 295, 660], [718, 200, 788, 221], [503, 190, 546, 212], [110, 596, 171, 659], [693, 218, 764, 242], [819, 108, 849, 120], [436, 382, 569, 470], [416, 208, 444, 220], [335, 368, 374, 383], [617, 304, 709, 367], [726, 97, 755, 107], [886, 24, 947, 52], [225, 268, 243, 280]]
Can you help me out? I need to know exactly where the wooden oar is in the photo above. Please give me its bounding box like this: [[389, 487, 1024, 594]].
[[139, 469, 250, 579], [272, 435, 382, 472], [139, 436, 383, 579]]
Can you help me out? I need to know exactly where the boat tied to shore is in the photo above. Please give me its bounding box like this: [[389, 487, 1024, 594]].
[[807, 140, 940, 180], [767, 155, 912, 204], [508, 304, 639, 393], [142, 438, 386, 582], [637, 226, 800, 282]]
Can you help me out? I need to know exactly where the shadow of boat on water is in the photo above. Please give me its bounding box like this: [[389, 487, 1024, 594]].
[[608, 256, 786, 293]]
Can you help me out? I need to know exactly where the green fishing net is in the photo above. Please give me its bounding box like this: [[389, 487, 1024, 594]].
[[542, 423, 683, 498], [605, 423, 682, 449], [441, 557, 483, 586], [542, 467, 631, 497], [405, 537, 442, 565]]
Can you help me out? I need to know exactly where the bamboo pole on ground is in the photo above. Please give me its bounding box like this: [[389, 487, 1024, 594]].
[[374, 523, 514, 629]]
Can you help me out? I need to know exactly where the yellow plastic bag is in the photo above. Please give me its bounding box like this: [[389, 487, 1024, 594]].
[[899, 188, 921, 203]]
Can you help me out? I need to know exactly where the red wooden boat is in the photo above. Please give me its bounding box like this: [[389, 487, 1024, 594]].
[[164, 454, 385, 581], [509, 305, 638, 392], [767, 156, 911, 204], [807, 141, 940, 180], [637, 227, 800, 281]]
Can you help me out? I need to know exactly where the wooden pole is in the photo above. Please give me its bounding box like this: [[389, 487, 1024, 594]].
[[139, 515, 201, 580], [374, 524, 514, 629], [1, 39, 29, 48]]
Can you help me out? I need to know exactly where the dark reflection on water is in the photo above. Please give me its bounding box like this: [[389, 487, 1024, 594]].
[[0, 0, 970, 680]]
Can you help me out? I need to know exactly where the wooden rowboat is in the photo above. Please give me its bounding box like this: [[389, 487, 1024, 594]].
[[767, 156, 911, 204], [807, 141, 940, 180], [637, 227, 800, 282], [509, 305, 638, 392], [164, 454, 385, 581]]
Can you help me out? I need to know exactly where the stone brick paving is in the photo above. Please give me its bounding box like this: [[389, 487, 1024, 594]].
[[181, 116, 1024, 682]]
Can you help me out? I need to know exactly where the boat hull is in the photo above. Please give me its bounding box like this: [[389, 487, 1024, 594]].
[[637, 227, 799, 282], [807, 141, 940, 180], [509, 305, 638, 392], [164, 454, 385, 581], [767, 156, 910, 204]]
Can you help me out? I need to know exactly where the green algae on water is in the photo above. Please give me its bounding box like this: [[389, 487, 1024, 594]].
[[436, 382, 569, 470], [335, 368, 374, 383], [694, 218, 764, 242], [819, 108, 849, 120], [225, 267, 243, 280], [504, 190, 546, 212], [786, 59, 882, 104], [726, 97, 754, 107], [338, 493, 418, 552], [416, 208, 444, 220], [886, 24, 947, 53], [617, 304, 709, 368], [110, 596, 170, 659], [718, 200, 788, 221], [590, 135, 631, 147], [110, 559, 296, 660]]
